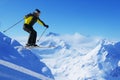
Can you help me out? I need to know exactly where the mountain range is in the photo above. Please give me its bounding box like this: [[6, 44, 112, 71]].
[[0, 32, 120, 80]]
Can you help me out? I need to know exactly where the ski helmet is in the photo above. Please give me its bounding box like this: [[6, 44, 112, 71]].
[[34, 9, 40, 13]]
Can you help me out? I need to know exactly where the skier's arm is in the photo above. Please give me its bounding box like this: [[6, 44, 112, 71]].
[[37, 18, 49, 28]]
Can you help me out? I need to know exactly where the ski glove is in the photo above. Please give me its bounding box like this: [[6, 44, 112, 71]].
[[45, 25, 49, 28]]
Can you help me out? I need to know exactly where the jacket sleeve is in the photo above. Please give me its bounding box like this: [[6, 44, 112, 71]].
[[37, 18, 46, 26]]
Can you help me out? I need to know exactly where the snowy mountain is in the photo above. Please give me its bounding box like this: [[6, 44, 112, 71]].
[[29, 32, 120, 80], [1, 31, 120, 80], [0, 32, 54, 80]]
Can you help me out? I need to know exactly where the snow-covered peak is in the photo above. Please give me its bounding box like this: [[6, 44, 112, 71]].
[[0, 32, 54, 80], [30, 33, 120, 80], [40, 32, 101, 54], [46, 32, 60, 37]]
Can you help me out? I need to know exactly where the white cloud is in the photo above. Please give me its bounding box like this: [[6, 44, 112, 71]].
[[60, 33, 102, 52]]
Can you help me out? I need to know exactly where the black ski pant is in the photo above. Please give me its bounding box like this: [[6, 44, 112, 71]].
[[23, 24, 37, 45]]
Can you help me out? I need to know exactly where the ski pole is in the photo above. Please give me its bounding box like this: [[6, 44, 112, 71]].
[[37, 28, 47, 42], [3, 18, 24, 33]]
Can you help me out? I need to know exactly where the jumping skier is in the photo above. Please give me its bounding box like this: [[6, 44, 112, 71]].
[[23, 9, 49, 47]]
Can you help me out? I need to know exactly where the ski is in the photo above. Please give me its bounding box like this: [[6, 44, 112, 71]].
[[24, 45, 55, 49], [15, 45, 55, 50]]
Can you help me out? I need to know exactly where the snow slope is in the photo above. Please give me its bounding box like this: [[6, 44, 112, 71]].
[[2, 31, 120, 80], [29, 32, 120, 80], [0, 32, 54, 80]]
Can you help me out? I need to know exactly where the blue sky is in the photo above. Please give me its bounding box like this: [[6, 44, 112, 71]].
[[0, 0, 120, 40]]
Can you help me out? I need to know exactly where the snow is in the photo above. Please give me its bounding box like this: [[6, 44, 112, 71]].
[[0, 32, 54, 80], [0, 60, 53, 80], [29, 32, 120, 80], [1, 32, 120, 80]]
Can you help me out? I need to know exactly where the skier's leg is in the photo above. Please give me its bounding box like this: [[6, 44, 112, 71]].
[[23, 25, 33, 46], [31, 29, 37, 45]]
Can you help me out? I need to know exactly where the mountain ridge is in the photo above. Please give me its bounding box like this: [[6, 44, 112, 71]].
[[0, 32, 54, 80], [31, 33, 120, 80], [1, 32, 120, 80]]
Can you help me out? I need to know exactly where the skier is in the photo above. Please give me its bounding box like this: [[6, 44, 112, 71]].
[[23, 9, 49, 47]]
